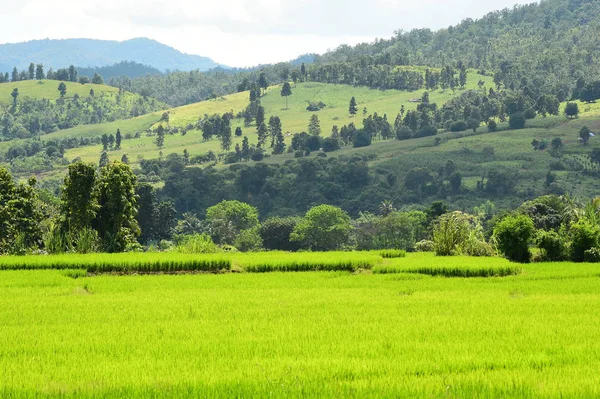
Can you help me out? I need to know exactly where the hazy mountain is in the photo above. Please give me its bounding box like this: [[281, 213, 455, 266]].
[[77, 61, 162, 80], [0, 38, 222, 73]]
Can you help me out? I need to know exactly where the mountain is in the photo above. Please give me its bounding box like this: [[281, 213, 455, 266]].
[[0, 38, 221, 73], [77, 61, 162, 80]]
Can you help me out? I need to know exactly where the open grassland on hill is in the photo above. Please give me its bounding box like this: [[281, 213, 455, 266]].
[[0, 80, 118, 103], [57, 72, 494, 164], [0, 254, 599, 397]]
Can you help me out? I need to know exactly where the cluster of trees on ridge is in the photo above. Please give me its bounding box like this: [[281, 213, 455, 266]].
[[2, 161, 600, 264]]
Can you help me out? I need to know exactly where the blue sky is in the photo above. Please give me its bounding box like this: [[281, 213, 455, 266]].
[[0, 0, 535, 67]]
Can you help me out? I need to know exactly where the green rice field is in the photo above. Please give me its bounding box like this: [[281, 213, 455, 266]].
[[0, 252, 599, 397]]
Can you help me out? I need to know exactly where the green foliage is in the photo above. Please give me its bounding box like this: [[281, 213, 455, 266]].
[[205, 200, 260, 245], [94, 161, 140, 252], [569, 220, 600, 262], [59, 162, 98, 237], [535, 230, 567, 261], [291, 205, 352, 251], [583, 247, 600, 263], [260, 217, 301, 251], [508, 112, 526, 129], [379, 249, 407, 259], [174, 234, 218, 254], [234, 227, 263, 253], [433, 211, 485, 256], [415, 239, 435, 252], [493, 214, 535, 263]]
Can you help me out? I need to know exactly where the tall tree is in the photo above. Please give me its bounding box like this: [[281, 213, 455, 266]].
[[11, 67, 18, 82], [10, 88, 19, 110], [256, 105, 265, 128], [115, 129, 122, 150], [268, 116, 282, 148], [281, 82, 292, 109], [241, 136, 250, 161], [273, 130, 286, 155], [258, 72, 268, 95], [301, 63, 307, 80], [28, 63, 35, 80], [257, 122, 268, 148], [349, 96, 358, 116], [221, 119, 232, 153], [68, 65, 77, 82], [59, 162, 99, 236], [94, 162, 140, 252], [155, 125, 165, 148], [308, 114, 321, 136], [35, 64, 44, 80], [58, 82, 67, 97], [101, 134, 109, 151], [99, 152, 110, 168]]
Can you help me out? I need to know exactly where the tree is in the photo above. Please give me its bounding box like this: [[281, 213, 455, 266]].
[[155, 125, 165, 148], [92, 73, 104, 85], [273, 130, 286, 155], [89, 88, 95, 97], [115, 129, 122, 150], [308, 114, 321, 136], [68, 65, 77, 82], [58, 82, 67, 97], [260, 217, 301, 251], [459, 67, 467, 88], [94, 162, 140, 252], [281, 82, 292, 109], [508, 112, 526, 129], [235, 126, 243, 137], [10, 88, 19, 110], [565, 102, 579, 119], [349, 96, 358, 116], [258, 72, 268, 95], [579, 126, 591, 145], [59, 162, 99, 237], [300, 63, 307, 80], [220, 120, 232, 153], [101, 134, 109, 151], [121, 154, 130, 164], [257, 122, 268, 148], [28, 63, 35, 80], [135, 183, 156, 243], [205, 200, 259, 245], [268, 116, 282, 148], [99, 152, 109, 168], [256, 106, 265, 128], [35, 64, 44, 80], [108, 134, 115, 149], [493, 214, 535, 263], [11, 67, 18, 82], [241, 136, 250, 161], [290, 204, 352, 251]]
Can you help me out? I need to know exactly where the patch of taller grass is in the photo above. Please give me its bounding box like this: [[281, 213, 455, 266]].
[[235, 252, 382, 272]]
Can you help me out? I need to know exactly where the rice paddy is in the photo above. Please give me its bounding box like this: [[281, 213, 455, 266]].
[[0, 252, 599, 398]]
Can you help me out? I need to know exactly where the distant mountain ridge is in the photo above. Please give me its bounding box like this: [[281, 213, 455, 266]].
[[0, 38, 222, 73]]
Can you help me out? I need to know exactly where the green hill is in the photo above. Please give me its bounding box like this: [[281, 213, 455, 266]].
[[49, 71, 493, 164], [0, 80, 118, 104]]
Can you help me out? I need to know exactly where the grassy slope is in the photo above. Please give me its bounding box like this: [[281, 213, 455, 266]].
[[1, 254, 599, 397], [0, 80, 118, 103], [57, 71, 494, 164]]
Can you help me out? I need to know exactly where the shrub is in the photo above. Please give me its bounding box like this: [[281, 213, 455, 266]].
[[174, 234, 218, 254], [395, 126, 413, 140], [432, 212, 479, 256], [535, 230, 567, 261], [416, 125, 437, 137], [234, 228, 263, 252], [487, 120, 497, 132], [570, 220, 600, 262], [493, 214, 534, 263], [415, 240, 435, 252], [322, 137, 340, 152], [353, 130, 372, 148], [508, 112, 526, 129], [291, 205, 352, 251], [584, 247, 600, 263], [260, 217, 301, 251], [449, 121, 468, 132]]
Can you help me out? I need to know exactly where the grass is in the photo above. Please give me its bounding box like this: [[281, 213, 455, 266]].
[[0, 80, 118, 103], [372, 253, 522, 277], [232, 251, 383, 272], [54, 71, 494, 165], [0, 254, 599, 397]]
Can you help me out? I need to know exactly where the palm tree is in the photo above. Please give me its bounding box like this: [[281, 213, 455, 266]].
[[379, 200, 396, 217]]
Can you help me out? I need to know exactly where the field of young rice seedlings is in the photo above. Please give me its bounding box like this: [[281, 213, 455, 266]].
[[0, 257, 599, 398], [372, 253, 523, 277]]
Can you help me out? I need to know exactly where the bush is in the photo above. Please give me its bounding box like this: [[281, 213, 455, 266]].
[[433, 212, 485, 256], [487, 120, 497, 132], [509, 112, 526, 129], [415, 240, 435, 252], [584, 247, 600, 263], [291, 205, 352, 251], [395, 126, 413, 140], [260, 217, 301, 251], [174, 234, 218, 254], [570, 220, 600, 262], [353, 130, 372, 148], [322, 137, 340, 152], [416, 125, 437, 137], [535, 230, 567, 261], [493, 214, 534, 263], [449, 121, 468, 132], [234, 228, 263, 252]]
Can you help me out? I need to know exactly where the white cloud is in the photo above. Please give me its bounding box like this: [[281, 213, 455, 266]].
[[0, 0, 536, 67]]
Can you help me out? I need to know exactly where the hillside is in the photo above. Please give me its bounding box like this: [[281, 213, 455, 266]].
[[0, 38, 221, 73], [49, 71, 493, 163], [0, 80, 118, 104], [77, 62, 162, 80]]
